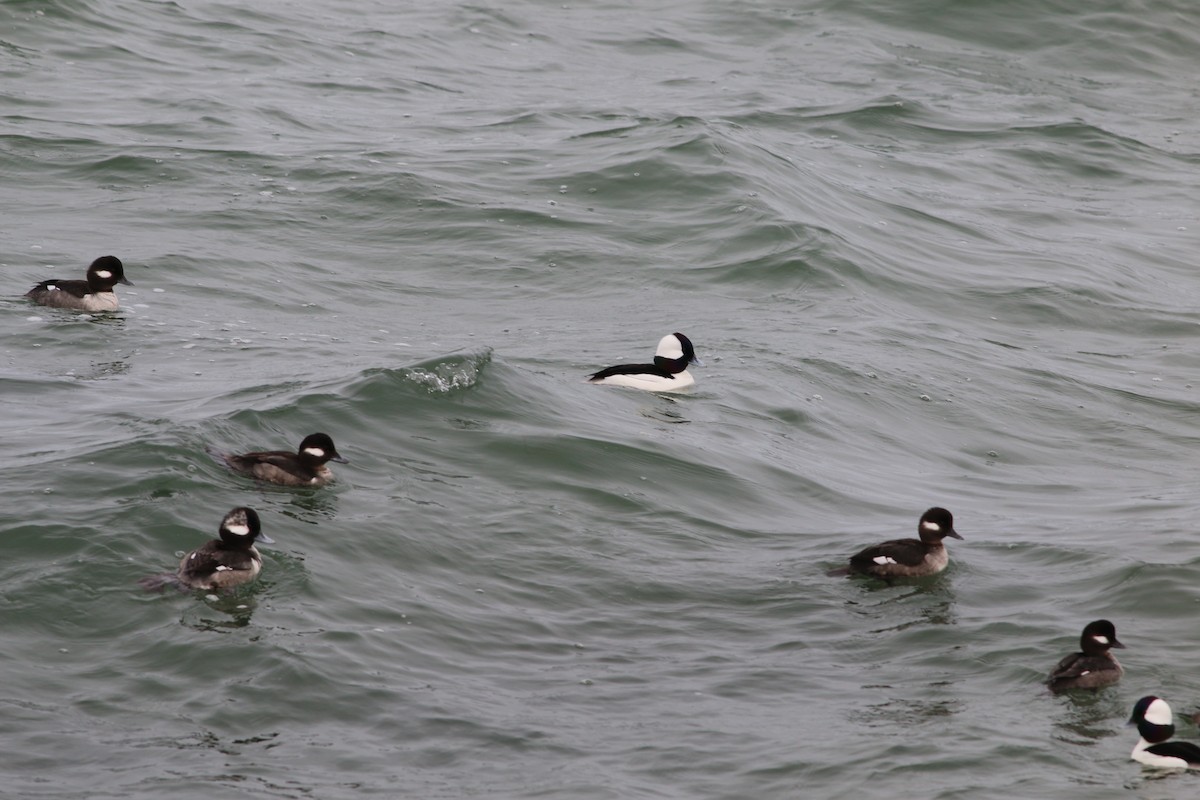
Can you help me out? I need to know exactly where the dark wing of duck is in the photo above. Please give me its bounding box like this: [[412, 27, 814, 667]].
[[1144, 741, 1200, 764], [1047, 653, 1087, 685], [589, 362, 671, 381], [226, 450, 311, 480], [27, 278, 90, 298], [181, 543, 256, 579], [849, 538, 927, 570]]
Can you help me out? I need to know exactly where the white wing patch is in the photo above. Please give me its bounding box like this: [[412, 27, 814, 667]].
[[216, 565, 232, 571], [1135, 749, 1189, 768], [590, 371, 695, 392], [303, 447, 326, 458], [1133, 736, 1190, 768], [47, 284, 59, 291], [872, 555, 899, 565]]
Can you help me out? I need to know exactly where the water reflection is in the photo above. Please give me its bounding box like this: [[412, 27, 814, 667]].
[[83, 312, 128, 329], [226, 481, 341, 524], [854, 696, 965, 729], [280, 489, 339, 523], [79, 359, 131, 380], [1051, 690, 1126, 746], [637, 393, 693, 424], [184, 591, 259, 629], [843, 579, 959, 632]]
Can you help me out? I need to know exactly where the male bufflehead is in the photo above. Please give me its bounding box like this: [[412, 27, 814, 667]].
[[213, 432, 348, 487], [1047, 619, 1125, 693], [586, 332, 701, 392], [1129, 696, 1200, 769], [139, 507, 274, 592], [830, 507, 963, 579], [25, 255, 132, 311]]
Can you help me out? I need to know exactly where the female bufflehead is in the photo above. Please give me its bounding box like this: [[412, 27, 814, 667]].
[[831, 507, 963, 579], [1047, 619, 1125, 693], [214, 432, 348, 487], [25, 255, 132, 311], [1129, 696, 1200, 769], [587, 332, 701, 392], [139, 507, 274, 592]]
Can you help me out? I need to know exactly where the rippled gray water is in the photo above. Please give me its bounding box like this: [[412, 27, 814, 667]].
[[2, 0, 1200, 797]]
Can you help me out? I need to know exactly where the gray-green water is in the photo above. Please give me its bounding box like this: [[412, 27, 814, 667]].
[[3, 0, 1199, 797]]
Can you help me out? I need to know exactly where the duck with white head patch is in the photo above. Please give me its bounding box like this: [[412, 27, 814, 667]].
[[1047, 619, 1125, 693], [586, 332, 701, 392], [1130, 696, 1200, 769], [212, 432, 348, 487], [25, 255, 133, 311], [829, 507, 963, 579], [139, 507, 274, 592]]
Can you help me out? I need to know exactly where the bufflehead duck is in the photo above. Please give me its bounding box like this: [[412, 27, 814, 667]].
[[831, 507, 963, 579], [213, 432, 348, 487], [25, 255, 132, 311], [1047, 619, 1125, 693], [139, 507, 274, 592], [1129, 696, 1200, 769], [587, 332, 701, 392]]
